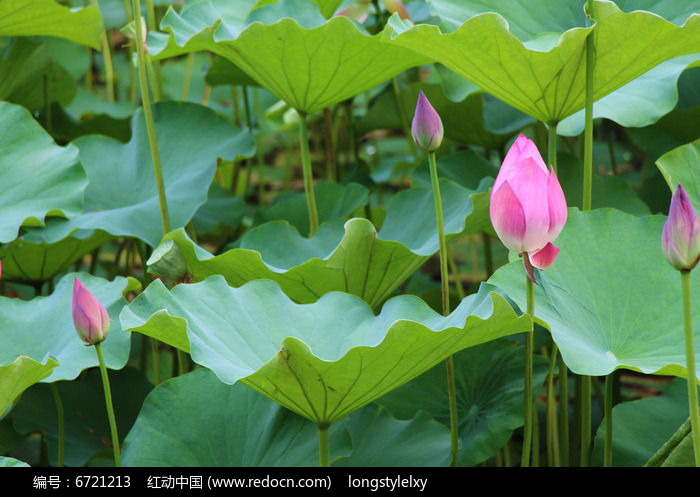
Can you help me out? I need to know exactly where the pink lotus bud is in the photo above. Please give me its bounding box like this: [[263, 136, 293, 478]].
[[489, 134, 567, 279], [380, 0, 410, 20], [72, 278, 110, 345], [335, 3, 370, 23], [662, 183, 700, 271], [411, 91, 443, 152]]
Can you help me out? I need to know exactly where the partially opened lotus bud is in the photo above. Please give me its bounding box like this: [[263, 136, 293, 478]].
[[72, 278, 110, 345]]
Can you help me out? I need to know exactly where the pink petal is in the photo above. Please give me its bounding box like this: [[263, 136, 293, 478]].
[[529, 242, 560, 269], [508, 157, 550, 252], [490, 180, 526, 253], [546, 168, 567, 239], [522, 253, 538, 284]]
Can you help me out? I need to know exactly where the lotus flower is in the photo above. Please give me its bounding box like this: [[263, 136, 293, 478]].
[[489, 134, 567, 281], [662, 183, 700, 271], [411, 91, 443, 152], [72, 278, 110, 345]]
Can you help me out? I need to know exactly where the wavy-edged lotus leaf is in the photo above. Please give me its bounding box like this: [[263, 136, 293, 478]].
[[488, 208, 700, 379], [0, 101, 87, 244], [0, 229, 112, 282], [12, 367, 154, 467], [149, 178, 490, 309], [0, 356, 58, 421], [558, 54, 700, 136], [656, 140, 700, 208], [147, 0, 430, 113], [0, 272, 139, 383], [376, 338, 548, 466], [120, 278, 532, 425], [122, 368, 352, 467], [385, 1, 700, 123], [0, 0, 103, 48], [0, 456, 29, 467], [34, 102, 255, 248], [591, 378, 694, 467]]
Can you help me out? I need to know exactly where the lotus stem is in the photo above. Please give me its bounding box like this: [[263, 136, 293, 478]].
[[49, 383, 64, 467], [546, 344, 560, 466], [681, 269, 700, 466], [144, 0, 163, 99], [580, 375, 591, 466], [429, 151, 460, 466], [132, 0, 171, 234], [95, 343, 121, 467], [318, 424, 330, 467], [522, 276, 535, 467], [547, 122, 558, 174], [559, 355, 570, 466], [181, 52, 195, 100], [604, 372, 614, 466], [299, 113, 320, 237]]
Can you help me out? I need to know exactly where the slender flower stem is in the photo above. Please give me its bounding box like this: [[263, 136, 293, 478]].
[[299, 113, 320, 237], [181, 52, 195, 100], [522, 276, 535, 467], [559, 355, 570, 466], [132, 0, 170, 234], [645, 418, 691, 466], [428, 151, 459, 466], [318, 424, 330, 467], [49, 383, 64, 467], [546, 344, 560, 467], [95, 343, 121, 467], [604, 372, 614, 466], [151, 338, 160, 386], [681, 269, 700, 466], [144, 0, 163, 99], [580, 375, 591, 466], [547, 122, 558, 174]]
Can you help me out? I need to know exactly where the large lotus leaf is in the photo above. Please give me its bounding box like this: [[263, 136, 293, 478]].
[[558, 54, 700, 136], [122, 368, 352, 467], [488, 208, 700, 380], [149, 178, 490, 308], [376, 338, 549, 466], [0, 229, 111, 282], [0, 356, 58, 421], [0, 0, 103, 48], [0, 38, 77, 112], [0, 272, 139, 383], [385, 1, 700, 123], [147, 0, 431, 113], [12, 367, 154, 467], [0, 456, 29, 467], [357, 81, 527, 150], [35, 102, 255, 248], [0, 101, 87, 244], [120, 278, 532, 425], [591, 378, 693, 467], [655, 140, 700, 208]]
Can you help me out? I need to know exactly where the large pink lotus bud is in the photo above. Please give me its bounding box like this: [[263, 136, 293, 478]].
[[489, 134, 567, 278], [72, 278, 110, 345], [411, 91, 443, 152], [662, 183, 700, 271]]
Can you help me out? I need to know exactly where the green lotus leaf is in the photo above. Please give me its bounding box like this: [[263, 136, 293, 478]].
[[312, 0, 343, 19], [149, 178, 489, 309], [0, 456, 29, 467], [120, 277, 532, 425], [655, 140, 700, 208], [0, 272, 139, 383], [0, 356, 58, 421], [376, 338, 549, 466], [592, 378, 694, 467], [12, 367, 154, 467], [0, 229, 112, 282], [0, 0, 103, 48], [385, 0, 700, 123], [488, 208, 700, 380], [35, 102, 255, 248], [147, 0, 430, 113], [0, 101, 87, 244], [122, 368, 352, 467]]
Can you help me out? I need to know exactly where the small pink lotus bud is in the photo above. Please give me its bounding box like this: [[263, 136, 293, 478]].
[[411, 91, 443, 152], [381, 0, 410, 20], [662, 184, 700, 271], [335, 3, 370, 23], [489, 134, 568, 280], [72, 278, 110, 345]]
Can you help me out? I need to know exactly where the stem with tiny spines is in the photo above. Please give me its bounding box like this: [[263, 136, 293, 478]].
[[50, 383, 64, 467], [522, 276, 534, 467], [299, 113, 320, 237], [681, 269, 700, 466], [95, 343, 121, 467]]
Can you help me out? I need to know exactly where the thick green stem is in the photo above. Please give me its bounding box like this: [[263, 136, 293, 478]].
[[181, 52, 195, 100], [144, 0, 163, 99], [49, 383, 64, 467], [299, 113, 320, 237], [559, 356, 570, 466], [547, 122, 558, 174], [546, 344, 560, 467], [645, 418, 691, 467], [429, 151, 459, 466], [95, 343, 121, 467], [604, 372, 614, 467], [681, 270, 700, 466], [151, 338, 160, 386], [132, 0, 170, 235], [318, 424, 330, 467], [522, 276, 535, 467], [580, 375, 591, 467]]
